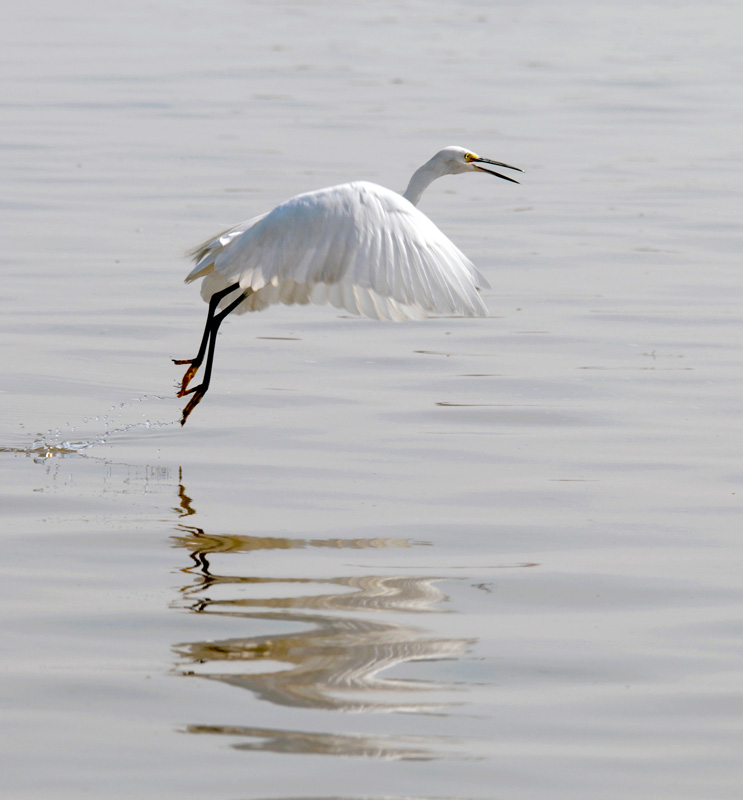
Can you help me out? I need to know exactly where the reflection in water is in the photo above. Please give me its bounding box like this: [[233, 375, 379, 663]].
[[172, 475, 474, 757], [175, 609, 466, 712], [184, 723, 466, 761]]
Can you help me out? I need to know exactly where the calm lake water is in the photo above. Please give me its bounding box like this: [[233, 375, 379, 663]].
[[2, 2, 742, 799]]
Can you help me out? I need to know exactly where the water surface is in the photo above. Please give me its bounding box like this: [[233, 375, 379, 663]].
[[1, 2, 742, 799]]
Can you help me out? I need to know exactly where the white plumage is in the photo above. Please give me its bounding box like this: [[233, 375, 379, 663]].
[[187, 180, 490, 321], [175, 145, 522, 424]]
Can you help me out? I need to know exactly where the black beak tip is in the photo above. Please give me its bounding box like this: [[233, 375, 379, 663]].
[[476, 166, 521, 184], [472, 159, 523, 183]]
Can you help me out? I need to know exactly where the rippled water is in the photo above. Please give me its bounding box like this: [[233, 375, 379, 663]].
[[2, 1, 742, 799]]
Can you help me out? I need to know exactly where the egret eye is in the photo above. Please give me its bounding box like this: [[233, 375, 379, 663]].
[[464, 152, 476, 162]]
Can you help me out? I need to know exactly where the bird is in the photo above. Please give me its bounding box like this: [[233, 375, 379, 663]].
[[174, 145, 522, 425]]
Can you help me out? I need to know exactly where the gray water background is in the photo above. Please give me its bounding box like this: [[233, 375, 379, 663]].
[[1, 2, 742, 799]]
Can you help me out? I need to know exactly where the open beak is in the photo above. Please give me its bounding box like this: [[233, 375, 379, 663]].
[[471, 157, 523, 184]]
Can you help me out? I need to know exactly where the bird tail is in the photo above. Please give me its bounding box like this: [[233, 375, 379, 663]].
[[184, 213, 268, 283]]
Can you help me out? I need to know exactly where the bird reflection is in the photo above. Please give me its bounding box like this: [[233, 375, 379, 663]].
[[172, 474, 473, 756], [184, 723, 466, 761], [175, 609, 467, 713]]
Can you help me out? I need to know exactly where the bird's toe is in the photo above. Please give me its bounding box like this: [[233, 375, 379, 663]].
[[180, 388, 205, 426], [176, 364, 200, 396]]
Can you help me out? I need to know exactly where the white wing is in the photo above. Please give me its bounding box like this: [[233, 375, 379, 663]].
[[185, 181, 490, 321]]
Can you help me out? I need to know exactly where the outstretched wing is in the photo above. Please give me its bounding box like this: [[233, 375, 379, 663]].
[[186, 181, 489, 321]]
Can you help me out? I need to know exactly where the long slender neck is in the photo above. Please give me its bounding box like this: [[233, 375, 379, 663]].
[[402, 156, 447, 206]]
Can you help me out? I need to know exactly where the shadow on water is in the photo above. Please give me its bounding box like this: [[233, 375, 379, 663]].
[[171, 475, 476, 760]]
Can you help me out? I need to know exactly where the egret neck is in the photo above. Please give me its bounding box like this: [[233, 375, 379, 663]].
[[402, 155, 452, 206]]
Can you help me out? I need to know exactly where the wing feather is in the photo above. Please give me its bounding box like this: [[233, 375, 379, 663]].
[[185, 181, 489, 320]]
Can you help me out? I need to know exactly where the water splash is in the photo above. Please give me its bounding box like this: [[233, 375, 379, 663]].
[[0, 395, 177, 461]]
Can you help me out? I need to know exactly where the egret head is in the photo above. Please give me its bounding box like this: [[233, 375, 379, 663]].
[[403, 145, 522, 206], [436, 146, 522, 184]]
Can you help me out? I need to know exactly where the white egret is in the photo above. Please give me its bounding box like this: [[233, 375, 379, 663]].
[[174, 145, 522, 425]]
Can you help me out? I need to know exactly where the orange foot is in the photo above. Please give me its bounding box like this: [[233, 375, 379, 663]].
[[173, 360, 200, 397], [180, 386, 205, 426]]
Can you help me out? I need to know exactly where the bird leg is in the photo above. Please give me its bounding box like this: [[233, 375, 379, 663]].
[[173, 283, 243, 395], [178, 287, 252, 426]]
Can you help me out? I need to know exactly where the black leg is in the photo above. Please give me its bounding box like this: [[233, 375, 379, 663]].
[[173, 283, 242, 395], [179, 288, 252, 426]]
